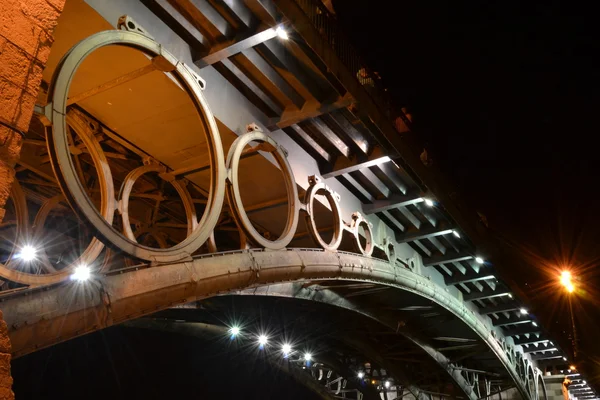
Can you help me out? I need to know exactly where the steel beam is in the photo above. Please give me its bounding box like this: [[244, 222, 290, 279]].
[[257, 40, 339, 104], [321, 149, 390, 180], [479, 301, 521, 315], [396, 225, 454, 244], [530, 352, 561, 361], [271, 95, 354, 130], [522, 346, 557, 354], [463, 287, 511, 302], [492, 315, 533, 327], [195, 27, 279, 67], [213, 58, 282, 116], [445, 270, 495, 286], [513, 337, 549, 346], [362, 193, 422, 215], [502, 325, 542, 337], [142, 0, 209, 51], [422, 252, 473, 267]]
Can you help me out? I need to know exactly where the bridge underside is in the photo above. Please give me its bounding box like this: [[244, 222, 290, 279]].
[[0, 0, 581, 399]]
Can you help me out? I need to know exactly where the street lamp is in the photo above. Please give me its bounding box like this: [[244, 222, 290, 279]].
[[560, 270, 578, 360]]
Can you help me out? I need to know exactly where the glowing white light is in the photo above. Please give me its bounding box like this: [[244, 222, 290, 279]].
[[583, 380, 587, 384], [452, 230, 461, 238], [508, 293, 513, 299], [563, 357, 567, 361], [230, 326, 240, 336], [258, 335, 268, 346], [282, 343, 292, 355], [357, 371, 365, 379], [19, 245, 37, 262], [71, 265, 90, 281], [520, 308, 528, 315], [304, 353, 312, 362], [275, 26, 288, 40], [384, 381, 391, 389], [532, 321, 537, 327], [475, 257, 484, 264], [424, 198, 434, 207]]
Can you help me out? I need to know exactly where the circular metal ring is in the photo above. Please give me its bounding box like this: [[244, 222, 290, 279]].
[[33, 194, 101, 273], [225, 131, 299, 249], [383, 237, 396, 263], [32, 194, 113, 274], [118, 164, 197, 244], [0, 181, 32, 283], [351, 213, 374, 257], [47, 30, 226, 263], [304, 181, 343, 251]]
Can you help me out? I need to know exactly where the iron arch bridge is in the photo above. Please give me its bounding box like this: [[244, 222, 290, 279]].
[[0, 0, 585, 398]]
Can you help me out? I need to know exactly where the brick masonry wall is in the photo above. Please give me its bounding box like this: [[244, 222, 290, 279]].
[[0, 0, 66, 398]]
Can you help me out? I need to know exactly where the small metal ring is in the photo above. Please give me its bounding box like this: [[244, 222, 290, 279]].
[[383, 237, 396, 262], [351, 213, 374, 257], [304, 181, 343, 251], [118, 164, 197, 244], [225, 131, 299, 249]]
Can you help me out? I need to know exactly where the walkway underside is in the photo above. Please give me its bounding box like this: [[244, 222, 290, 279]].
[[1, 249, 526, 398]]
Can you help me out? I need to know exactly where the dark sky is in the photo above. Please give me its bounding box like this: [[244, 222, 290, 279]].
[[334, 0, 600, 381]]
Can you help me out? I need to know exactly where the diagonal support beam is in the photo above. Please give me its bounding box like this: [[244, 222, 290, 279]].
[[492, 315, 532, 327], [522, 345, 557, 354], [513, 336, 549, 346], [269, 95, 354, 130], [422, 252, 473, 267], [195, 26, 278, 67], [363, 192, 423, 215], [396, 224, 454, 244], [320, 147, 390, 179], [479, 302, 521, 315], [530, 352, 561, 361], [502, 325, 542, 337], [445, 269, 495, 286], [463, 287, 511, 302]]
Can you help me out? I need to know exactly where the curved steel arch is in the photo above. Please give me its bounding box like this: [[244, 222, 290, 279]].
[[231, 282, 476, 399], [1, 249, 531, 398]]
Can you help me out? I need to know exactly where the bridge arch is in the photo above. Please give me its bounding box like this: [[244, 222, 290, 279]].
[[2, 249, 532, 398]]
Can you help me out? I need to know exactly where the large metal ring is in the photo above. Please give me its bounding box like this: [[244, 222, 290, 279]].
[[225, 131, 299, 249], [118, 164, 197, 244], [303, 178, 343, 251], [351, 212, 374, 257], [47, 30, 226, 263]]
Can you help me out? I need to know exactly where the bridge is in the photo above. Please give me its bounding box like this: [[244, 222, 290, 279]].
[[0, 0, 592, 399]]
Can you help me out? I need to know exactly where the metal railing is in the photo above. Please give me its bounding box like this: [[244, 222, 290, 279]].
[[291, 0, 403, 123]]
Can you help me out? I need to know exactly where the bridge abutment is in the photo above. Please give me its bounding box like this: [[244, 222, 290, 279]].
[[1, 0, 66, 397]]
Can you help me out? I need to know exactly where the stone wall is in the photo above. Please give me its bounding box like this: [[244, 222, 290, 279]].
[[0, 0, 66, 398]]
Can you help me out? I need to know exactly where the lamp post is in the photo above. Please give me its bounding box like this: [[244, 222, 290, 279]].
[[560, 271, 578, 360]]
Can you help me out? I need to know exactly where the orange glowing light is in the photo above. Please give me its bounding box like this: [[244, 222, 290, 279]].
[[560, 271, 575, 293], [570, 365, 576, 371]]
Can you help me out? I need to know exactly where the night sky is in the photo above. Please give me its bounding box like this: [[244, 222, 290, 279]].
[[10, 0, 600, 397], [334, 0, 599, 383]]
